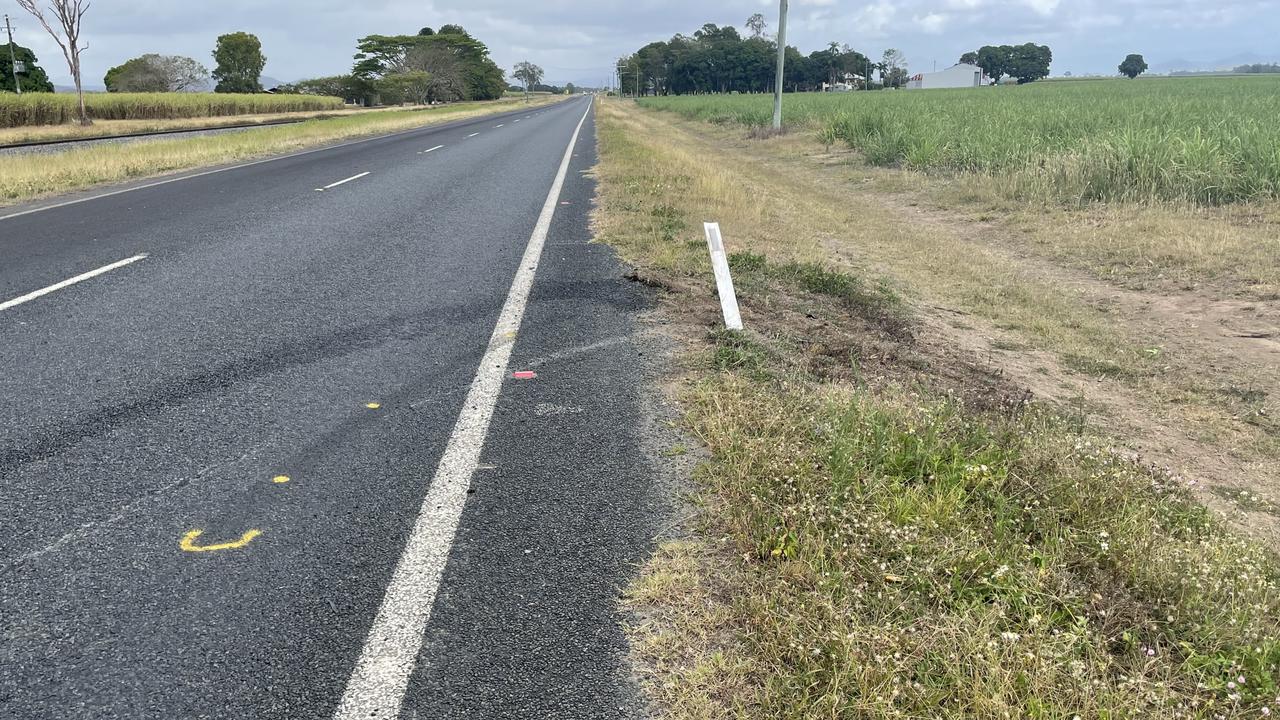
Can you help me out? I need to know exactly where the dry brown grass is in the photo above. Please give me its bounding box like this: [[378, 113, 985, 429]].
[[599, 101, 1279, 483]]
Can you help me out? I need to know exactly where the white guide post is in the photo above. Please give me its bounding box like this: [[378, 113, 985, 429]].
[[703, 222, 744, 331]]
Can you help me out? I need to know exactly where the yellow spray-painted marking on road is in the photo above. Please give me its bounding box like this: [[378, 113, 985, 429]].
[[366, 402, 381, 409], [272, 475, 290, 484], [180, 529, 261, 553]]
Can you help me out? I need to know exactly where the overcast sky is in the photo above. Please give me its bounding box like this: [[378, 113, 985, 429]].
[[8, 0, 1279, 88]]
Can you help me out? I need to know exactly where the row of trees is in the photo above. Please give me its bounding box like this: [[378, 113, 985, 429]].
[[105, 33, 266, 93], [1234, 63, 1280, 73], [5, 8, 506, 125], [278, 25, 505, 105], [617, 18, 912, 96], [959, 44, 1053, 84]]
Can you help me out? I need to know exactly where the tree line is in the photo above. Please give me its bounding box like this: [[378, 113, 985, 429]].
[[1234, 63, 1280, 73], [616, 18, 909, 96], [959, 44, 1053, 84], [618, 17, 1055, 96], [5, 21, 508, 109], [101, 24, 508, 105]]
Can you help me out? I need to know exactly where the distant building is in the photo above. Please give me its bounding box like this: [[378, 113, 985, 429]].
[[822, 72, 865, 92], [905, 63, 986, 90]]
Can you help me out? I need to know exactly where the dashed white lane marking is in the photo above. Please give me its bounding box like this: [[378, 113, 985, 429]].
[[466, 132, 480, 138], [0, 108, 553, 222], [494, 124, 505, 128], [332, 100, 593, 720], [421, 145, 444, 154], [315, 171, 370, 191], [0, 253, 148, 312]]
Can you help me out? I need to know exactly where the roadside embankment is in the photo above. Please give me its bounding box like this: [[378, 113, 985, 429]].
[[594, 98, 1280, 719]]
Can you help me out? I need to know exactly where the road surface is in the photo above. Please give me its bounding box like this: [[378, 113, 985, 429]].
[[0, 97, 665, 719]]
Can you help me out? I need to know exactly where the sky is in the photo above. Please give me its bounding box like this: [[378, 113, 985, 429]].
[[6, 0, 1279, 89]]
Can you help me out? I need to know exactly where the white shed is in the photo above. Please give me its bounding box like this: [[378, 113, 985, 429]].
[[905, 63, 986, 89]]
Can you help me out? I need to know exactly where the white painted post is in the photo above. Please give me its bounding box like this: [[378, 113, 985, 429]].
[[703, 222, 744, 331]]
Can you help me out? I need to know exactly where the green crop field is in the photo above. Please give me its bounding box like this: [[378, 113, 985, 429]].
[[639, 76, 1280, 205], [0, 92, 345, 128]]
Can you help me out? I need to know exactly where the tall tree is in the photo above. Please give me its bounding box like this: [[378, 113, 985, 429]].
[[105, 54, 208, 92], [959, 51, 978, 65], [976, 45, 1011, 84], [15, 0, 91, 124], [354, 31, 503, 103], [512, 60, 543, 98], [1007, 43, 1051, 83], [0, 42, 55, 92], [881, 48, 907, 88], [212, 31, 265, 93], [745, 13, 767, 38], [1119, 53, 1148, 79]]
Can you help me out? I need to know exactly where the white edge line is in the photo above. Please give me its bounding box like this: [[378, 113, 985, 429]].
[[331, 100, 593, 720], [0, 102, 575, 223], [316, 171, 370, 191], [0, 253, 148, 312]]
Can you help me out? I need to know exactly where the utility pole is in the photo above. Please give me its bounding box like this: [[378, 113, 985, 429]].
[[771, 0, 788, 129], [634, 65, 640, 99], [4, 14, 21, 95]]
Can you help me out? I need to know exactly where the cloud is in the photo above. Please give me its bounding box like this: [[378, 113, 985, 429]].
[[916, 12, 950, 34], [5, 0, 1277, 88]]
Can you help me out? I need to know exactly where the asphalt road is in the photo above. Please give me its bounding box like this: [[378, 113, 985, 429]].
[[0, 97, 665, 719]]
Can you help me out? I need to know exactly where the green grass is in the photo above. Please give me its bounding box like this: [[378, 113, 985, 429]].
[[597, 97, 1280, 719], [640, 76, 1280, 205], [679, 372, 1280, 718], [0, 92, 344, 127]]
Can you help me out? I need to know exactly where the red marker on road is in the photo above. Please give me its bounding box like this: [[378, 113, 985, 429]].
[[512, 370, 537, 380]]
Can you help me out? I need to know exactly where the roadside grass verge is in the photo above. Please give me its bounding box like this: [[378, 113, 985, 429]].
[[0, 96, 563, 205], [601, 101, 1280, 468], [595, 99, 1280, 718]]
